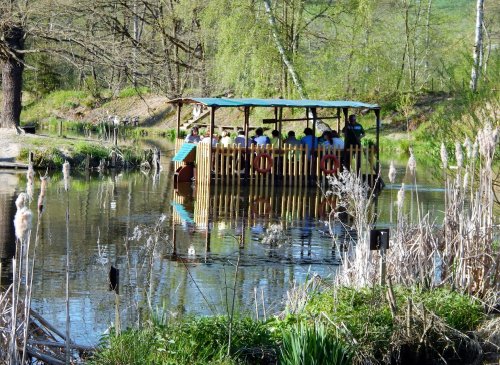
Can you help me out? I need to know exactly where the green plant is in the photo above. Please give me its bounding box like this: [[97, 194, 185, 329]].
[[91, 316, 274, 365], [74, 142, 109, 161], [118, 86, 150, 98], [279, 321, 353, 365], [417, 288, 484, 331]]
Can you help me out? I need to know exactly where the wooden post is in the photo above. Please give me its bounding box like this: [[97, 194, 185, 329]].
[[336, 108, 341, 133], [244, 107, 250, 181], [209, 107, 215, 180], [342, 108, 349, 131], [305, 108, 309, 128], [113, 128, 118, 146], [311, 107, 317, 180], [176, 102, 182, 138], [274, 107, 278, 131], [58, 120, 63, 137], [375, 109, 381, 175]]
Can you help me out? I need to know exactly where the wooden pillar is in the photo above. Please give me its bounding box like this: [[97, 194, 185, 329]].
[[274, 107, 278, 131], [209, 107, 215, 176], [342, 107, 349, 130], [375, 109, 381, 175], [311, 107, 318, 180], [305, 108, 309, 129], [176, 102, 182, 138], [336, 108, 341, 133], [278, 107, 283, 149], [244, 107, 250, 180]]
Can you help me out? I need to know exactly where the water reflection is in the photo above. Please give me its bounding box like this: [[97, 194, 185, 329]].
[[0, 159, 446, 346]]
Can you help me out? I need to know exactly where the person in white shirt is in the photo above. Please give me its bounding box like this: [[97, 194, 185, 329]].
[[200, 131, 218, 147], [185, 126, 201, 143], [220, 130, 233, 147]]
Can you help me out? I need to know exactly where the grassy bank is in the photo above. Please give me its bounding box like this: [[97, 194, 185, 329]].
[[14, 134, 148, 170], [89, 286, 486, 365]]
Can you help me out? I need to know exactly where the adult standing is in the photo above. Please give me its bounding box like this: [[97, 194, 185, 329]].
[[342, 115, 365, 171]]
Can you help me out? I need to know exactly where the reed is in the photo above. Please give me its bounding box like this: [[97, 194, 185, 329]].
[[328, 123, 499, 302]]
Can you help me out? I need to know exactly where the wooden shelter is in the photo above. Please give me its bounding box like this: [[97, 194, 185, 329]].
[[169, 97, 381, 188]]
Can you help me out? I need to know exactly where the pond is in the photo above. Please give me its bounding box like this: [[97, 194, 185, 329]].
[[0, 147, 446, 347]]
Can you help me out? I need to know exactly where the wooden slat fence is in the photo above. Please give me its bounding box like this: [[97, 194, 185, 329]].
[[174, 138, 377, 187]]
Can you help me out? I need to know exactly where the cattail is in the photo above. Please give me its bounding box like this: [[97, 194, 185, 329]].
[[478, 122, 496, 158], [38, 176, 48, 213], [62, 160, 70, 192], [14, 207, 32, 241], [388, 161, 397, 184], [15, 193, 28, 211], [407, 148, 416, 175], [440, 143, 448, 169], [472, 139, 478, 161], [27, 164, 35, 200], [463, 137, 472, 159], [455, 141, 463, 168], [397, 183, 405, 210]]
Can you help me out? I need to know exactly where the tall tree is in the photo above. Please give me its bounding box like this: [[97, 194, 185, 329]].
[[470, 0, 484, 92], [1, 3, 26, 129]]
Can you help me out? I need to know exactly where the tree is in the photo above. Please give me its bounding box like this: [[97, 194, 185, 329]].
[[1, 3, 26, 129], [470, 0, 484, 92]]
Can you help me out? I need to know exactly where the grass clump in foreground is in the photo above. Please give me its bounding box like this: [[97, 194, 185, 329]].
[[90, 316, 276, 365], [305, 286, 484, 363], [90, 286, 484, 365]]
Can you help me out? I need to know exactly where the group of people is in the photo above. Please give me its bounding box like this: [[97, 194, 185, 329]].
[[184, 114, 365, 151]]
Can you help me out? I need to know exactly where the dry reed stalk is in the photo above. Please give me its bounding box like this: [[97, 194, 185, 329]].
[[327, 123, 498, 301]]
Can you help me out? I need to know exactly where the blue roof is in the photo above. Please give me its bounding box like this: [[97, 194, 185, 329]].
[[169, 97, 379, 110], [172, 143, 196, 162]]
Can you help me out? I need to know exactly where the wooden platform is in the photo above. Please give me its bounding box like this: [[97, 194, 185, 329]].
[[0, 161, 29, 169]]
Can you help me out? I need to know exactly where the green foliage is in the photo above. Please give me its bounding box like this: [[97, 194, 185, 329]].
[[22, 90, 88, 124], [305, 286, 485, 359], [83, 76, 102, 102], [118, 86, 151, 98], [74, 142, 109, 161], [23, 53, 61, 98], [90, 316, 274, 365], [279, 321, 353, 365], [31, 147, 67, 169], [418, 288, 484, 331]]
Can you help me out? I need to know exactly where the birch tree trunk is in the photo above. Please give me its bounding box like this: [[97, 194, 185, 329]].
[[263, 0, 307, 99], [470, 0, 484, 92]]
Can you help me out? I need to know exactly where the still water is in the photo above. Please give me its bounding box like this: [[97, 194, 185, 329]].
[[0, 152, 445, 346]]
